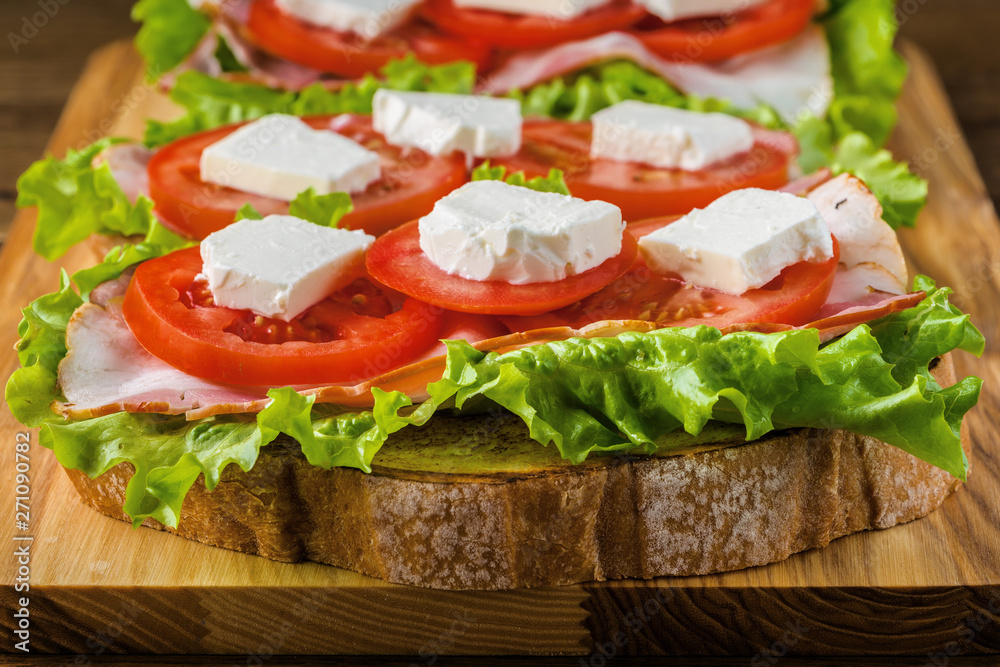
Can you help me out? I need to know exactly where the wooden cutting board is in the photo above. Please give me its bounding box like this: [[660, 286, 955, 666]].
[[1, 40, 999, 659]]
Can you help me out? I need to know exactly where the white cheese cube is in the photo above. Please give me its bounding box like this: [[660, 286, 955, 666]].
[[201, 215, 375, 321], [633, 0, 768, 22], [373, 90, 522, 158], [591, 101, 755, 171], [452, 0, 611, 19], [419, 181, 623, 284], [638, 189, 833, 294], [200, 114, 381, 201], [274, 0, 421, 38]]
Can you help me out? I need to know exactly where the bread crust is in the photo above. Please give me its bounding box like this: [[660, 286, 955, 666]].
[[62, 356, 966, 590]]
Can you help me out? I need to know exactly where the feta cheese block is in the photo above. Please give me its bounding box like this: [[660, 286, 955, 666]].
[[591, 101, 755, 171], [418, 181, 623, 284], [452, 0, 611, 19], [373, 90, 522, 159], [274, 0, 421, 38], [200, 215, 375, 321], [200, 114, 381, 201], [633, 0, 768, 22], [639, 188, 833, 294]]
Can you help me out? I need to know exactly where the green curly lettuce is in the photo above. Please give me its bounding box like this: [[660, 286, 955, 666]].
[[132, 0, 211, 78], [232, 189, 355, 227], [822, 0, 908, 147], [288, 189, 353, 227], [366, 279, 982, 480], [16, 139, 159, 261], [471, 162, 571, 195]]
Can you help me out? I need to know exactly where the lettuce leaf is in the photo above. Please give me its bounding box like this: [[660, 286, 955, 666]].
[[144, 56, 476, 147], [471, 162, 571, 195], [5, 272, 82, 427], [7, 270, 983, 528], [257, 388, 402, 471], [132, 0, 211, 79], [288, 189, 353, 227], [15, 140, 159, 261], [44, 412, 273, 528], [830, 133, 928, 229], [234, 190, 353, 227], [71, 222, 194, 301], [234, 203, 263, 222], [821, 0, 908, 147], [367, 280, 981, 481], [794, 126, 927, 229]]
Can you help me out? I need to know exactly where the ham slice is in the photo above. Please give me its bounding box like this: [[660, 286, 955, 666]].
[[480, 27, 833, 122], [56, 300, 270, 420], [56, 296, 661, 420], [95, 144, 154, 205], [723, 291, 926, 343], [808, 173, 908, 293]]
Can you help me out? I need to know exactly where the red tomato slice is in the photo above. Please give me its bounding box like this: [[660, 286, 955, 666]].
[[121, 247, 444, 386], [147, 115, 469, 240], [633, 0, 816, 63], [420, 0, 646, 50], [488, 120, 795, 222], [365, 219, 639, 316], [246, 0, 492, 77], [504, 216, 839, 330]]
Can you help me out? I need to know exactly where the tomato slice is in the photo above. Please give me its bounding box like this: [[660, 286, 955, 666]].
[[504, 216, 839, 330], [633, 0, 816, 63], [365, 219, 639, 316], [121, 247, 444, 386], [420, 0, 646, 49], [488, 120, 795, 222], [246, 0, 492, 77], [147, 115, 468, 241]]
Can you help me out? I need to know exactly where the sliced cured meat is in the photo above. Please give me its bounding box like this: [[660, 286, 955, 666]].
[[808, 173, 908, 291], [56, 300, 269, 419], [96, 144, 154, 205]]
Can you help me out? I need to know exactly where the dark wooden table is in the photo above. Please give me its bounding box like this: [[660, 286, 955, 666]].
[[1, 0, 998, 244]]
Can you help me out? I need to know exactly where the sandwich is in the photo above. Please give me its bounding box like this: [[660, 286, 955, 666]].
[[7, 164, 984, 589], [10, 2, 974, 588]]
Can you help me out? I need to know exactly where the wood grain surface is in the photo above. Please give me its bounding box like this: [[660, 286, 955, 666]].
[[1, 40, 999, 660]]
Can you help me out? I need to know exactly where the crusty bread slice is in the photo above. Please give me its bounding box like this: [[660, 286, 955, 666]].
[[62, 355, 966, 590]]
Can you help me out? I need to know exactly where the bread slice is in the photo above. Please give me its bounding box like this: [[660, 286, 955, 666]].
[[62, 355, 966, 590]]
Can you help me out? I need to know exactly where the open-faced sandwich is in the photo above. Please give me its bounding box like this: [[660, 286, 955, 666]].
[[8, 0, 974, 590], [8, 161, 983, 588]]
